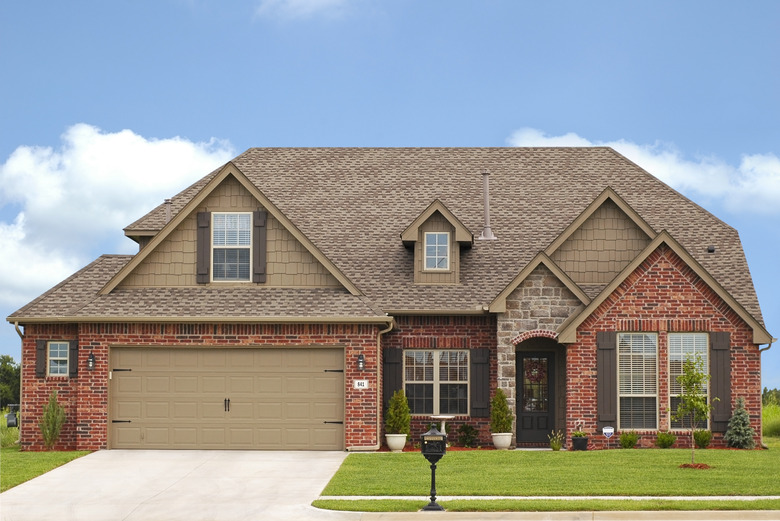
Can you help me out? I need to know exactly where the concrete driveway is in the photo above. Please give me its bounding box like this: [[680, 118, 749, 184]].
[[0, 450, 356, 521]]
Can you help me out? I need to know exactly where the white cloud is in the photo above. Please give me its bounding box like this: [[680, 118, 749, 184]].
[[507, 127, 780, 214], [255, 0, 349, 19], [0, 124, 234, 308]]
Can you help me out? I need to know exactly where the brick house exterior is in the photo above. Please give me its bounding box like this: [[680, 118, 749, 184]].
[[8, 148, 772, 451]]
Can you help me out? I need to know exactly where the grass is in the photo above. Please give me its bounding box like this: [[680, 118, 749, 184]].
[[1, 445, 90, 492], [764, 403, 780, 437], [315, 438, 780, 512]]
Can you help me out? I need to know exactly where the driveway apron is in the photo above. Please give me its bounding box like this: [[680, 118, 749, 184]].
[[1, 450, 355, 521]]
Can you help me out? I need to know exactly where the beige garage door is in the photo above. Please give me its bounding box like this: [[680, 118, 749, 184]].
[[109, 347, 344, 450]]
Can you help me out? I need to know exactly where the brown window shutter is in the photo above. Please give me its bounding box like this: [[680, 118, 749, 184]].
[[382, 348, 403, 414], [196, 212, 211, 284], [470, 348, 490, 417], [68, 341, 79, 378], [36, 339, 47, 378], [597, 331, 618, 430], [710, 332, 731, 433], [253, 210, 267, 283]]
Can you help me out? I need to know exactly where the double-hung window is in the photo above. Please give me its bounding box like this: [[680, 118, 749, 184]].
[[669, 333, 709, 429], [404, 350, 469, 415], [48, 341, 69, 376], [424, 232, 449, 270], [212, 213, 252, 281], [618, 333, 658, 429]]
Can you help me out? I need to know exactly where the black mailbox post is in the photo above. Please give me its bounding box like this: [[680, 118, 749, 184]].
[[420, 426, 447, 511]]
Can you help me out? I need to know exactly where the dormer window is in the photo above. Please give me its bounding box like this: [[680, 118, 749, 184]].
[[425, 232, 450, 270], [212, 212, 252, 281]]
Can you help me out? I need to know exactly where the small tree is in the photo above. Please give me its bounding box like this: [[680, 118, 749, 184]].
[[724, 397, 756, 449], [385, 389, 411, 435], [490, 388, 513, 433], [671, 355, 716, 464], [39, 390, 67, 450]]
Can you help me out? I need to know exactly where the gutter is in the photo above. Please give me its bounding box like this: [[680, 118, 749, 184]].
[[8, 315, 394, 325], [347, 318, 395, 451]]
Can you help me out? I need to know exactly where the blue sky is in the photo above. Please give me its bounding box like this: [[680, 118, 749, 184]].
[[1, 1, 779, 388]]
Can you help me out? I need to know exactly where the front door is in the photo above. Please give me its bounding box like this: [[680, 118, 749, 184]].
[[517, 353, 554, 443]]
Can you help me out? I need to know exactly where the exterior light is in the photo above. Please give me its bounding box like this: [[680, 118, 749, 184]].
[[87, 351, 96, 371], [357, 354, 365, 371]]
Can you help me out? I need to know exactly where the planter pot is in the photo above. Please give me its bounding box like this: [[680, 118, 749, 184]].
[[491, 432, 513, 450], [571, 437, 589, 451], [386, 434, 408, 453]]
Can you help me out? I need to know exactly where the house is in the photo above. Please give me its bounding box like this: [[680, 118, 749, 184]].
[[8, 147, 773, 451]]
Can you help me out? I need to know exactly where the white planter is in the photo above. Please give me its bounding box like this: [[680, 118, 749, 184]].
[[386, 434, 408, 453], [491, 432, 513, 450]]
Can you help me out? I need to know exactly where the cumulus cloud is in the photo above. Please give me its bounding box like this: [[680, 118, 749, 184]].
[[0, 124, 234, 308], [255, 0, 349, 19], [507, 127, 780, 214]]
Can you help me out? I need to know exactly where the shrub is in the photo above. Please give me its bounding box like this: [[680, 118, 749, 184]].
[[763, 403, 780, 437], [548, 430, 564, 451], [694, 429, 712, 449], [619, 430, 639, 448], [655, 431, 677, 448], [456, 424, 479, 448], [725, 396, 756, 449], [39, 390, 67, 450], [385, 389, 410, 435], [489, 388, 514, 433]]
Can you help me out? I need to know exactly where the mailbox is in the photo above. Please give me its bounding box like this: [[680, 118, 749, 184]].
[[5, 412, 17, 428], [421, 426, 447, 464]]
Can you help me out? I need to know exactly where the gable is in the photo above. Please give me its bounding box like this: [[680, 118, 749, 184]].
[[119, 176, 341, 289], [548, 194, 653, 288]]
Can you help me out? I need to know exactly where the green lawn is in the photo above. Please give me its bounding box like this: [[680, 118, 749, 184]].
[[0, 446, 90, 492], [314, 438, 780, 512]]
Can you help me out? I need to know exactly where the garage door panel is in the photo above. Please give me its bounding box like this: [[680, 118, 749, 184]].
[[110, 347, 344, 450]]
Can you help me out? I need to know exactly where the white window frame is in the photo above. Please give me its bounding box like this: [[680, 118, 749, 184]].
[[617, 333, 658, 430], [423, 232, 450, 271], [403, 349, 469, 416], [48, 341, 69, 376], [669, 333, 710, 430], [211, 212, 252, 282]]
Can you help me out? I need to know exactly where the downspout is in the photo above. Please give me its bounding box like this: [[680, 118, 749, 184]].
[[13, 322, 24, 443], [347, 318, 395, 451], [759, 338, 777, 449]]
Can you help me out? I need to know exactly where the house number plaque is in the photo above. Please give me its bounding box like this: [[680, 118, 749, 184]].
[[353, 380, 369, 389]]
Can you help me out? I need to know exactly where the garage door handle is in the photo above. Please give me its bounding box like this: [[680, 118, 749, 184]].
[[324, 369, 344, 373], [323, 421, 343, 424], [224, 398, 230, 412], [112, 420, 132, 423], [112, 368, 132, 372]]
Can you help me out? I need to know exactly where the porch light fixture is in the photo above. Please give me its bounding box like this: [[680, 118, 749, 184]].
[[357, 354, 366, 371], [87, 351, 96, 371]]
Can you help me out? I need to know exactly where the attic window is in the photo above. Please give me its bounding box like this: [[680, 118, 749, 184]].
[[212, 212, 252, 281], [424, 232, 450, 270]]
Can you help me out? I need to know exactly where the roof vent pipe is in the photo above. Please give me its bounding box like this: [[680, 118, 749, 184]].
[[164, 198, 173, 223], [478, 169, 497, 240]]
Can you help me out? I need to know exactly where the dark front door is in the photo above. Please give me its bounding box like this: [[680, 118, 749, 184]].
[[517, 353, 554, 443]]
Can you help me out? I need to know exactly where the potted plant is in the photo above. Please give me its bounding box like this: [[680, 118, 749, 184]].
[[490, 388, 514, 449], [385, 389, 411, 452], [571, 421, 588, 451]]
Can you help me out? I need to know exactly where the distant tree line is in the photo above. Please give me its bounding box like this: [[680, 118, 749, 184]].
[[0, 355, 21, 408], [763, 387, 780, 406]]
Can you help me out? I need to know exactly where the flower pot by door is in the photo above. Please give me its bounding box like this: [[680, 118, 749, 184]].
[[386, 434, 407, 453], [492, 433, 513, 450], [571, 437, 588, 451]]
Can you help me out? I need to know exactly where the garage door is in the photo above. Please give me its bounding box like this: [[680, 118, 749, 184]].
[[109, 347, 344, 450]]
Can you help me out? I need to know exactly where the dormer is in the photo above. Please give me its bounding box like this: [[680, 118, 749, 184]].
[[401, 200, 473, 284]]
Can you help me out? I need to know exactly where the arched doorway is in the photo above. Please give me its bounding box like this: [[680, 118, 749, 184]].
[[515, 337, 565, 443]]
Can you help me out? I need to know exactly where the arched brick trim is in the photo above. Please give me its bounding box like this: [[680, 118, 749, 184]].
[[511, 329, 558, 345]]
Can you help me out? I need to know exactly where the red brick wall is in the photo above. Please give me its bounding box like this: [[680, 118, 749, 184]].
[[19, 322, 380, 451], [382, 315, 497, 447], [569, 245, 762, 449]]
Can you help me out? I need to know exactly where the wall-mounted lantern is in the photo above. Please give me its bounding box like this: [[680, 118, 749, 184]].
[[357, 354, 365, 371], [87, 351, 96, 371]]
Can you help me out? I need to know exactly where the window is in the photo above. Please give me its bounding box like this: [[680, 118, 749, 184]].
[[618, 333, 657, 429], [212, 213, 251, 281], [424, 232, 449, 270], [669, 333, 709, 429], [48, 341, 69, 376], [404, 350, 468, 415]]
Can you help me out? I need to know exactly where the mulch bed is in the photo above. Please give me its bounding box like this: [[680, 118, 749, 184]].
[[678, 463, 711, 469]]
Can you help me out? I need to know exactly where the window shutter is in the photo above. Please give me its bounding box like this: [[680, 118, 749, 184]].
[[383, 348, 403, 414], [68, 341, 79, 378], [597, 332, 618, 430], [36, 339, 47, 378], [710, 332, 731, 433], [196, 212, 211, 284], [253, 210, 267, 283], [470, 348, 490, 417]]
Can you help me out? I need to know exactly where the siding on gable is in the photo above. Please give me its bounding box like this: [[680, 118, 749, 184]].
[[551, 200, 651, 285], [120, 176, 341, 288]]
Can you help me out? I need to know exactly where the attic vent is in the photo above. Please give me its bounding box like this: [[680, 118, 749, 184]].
[[478, 169, 497, 241], [164, 198, 173, 223]]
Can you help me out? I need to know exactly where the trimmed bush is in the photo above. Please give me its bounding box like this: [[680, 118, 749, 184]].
[[655, 431, 677, 448], [725, 397, 756, 449], [694, 429, 712, 449], [456, 424, 479, 448], [490, 388, 514, 433], [619, 430, 639, 449], [385, 389, 410, 435]]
